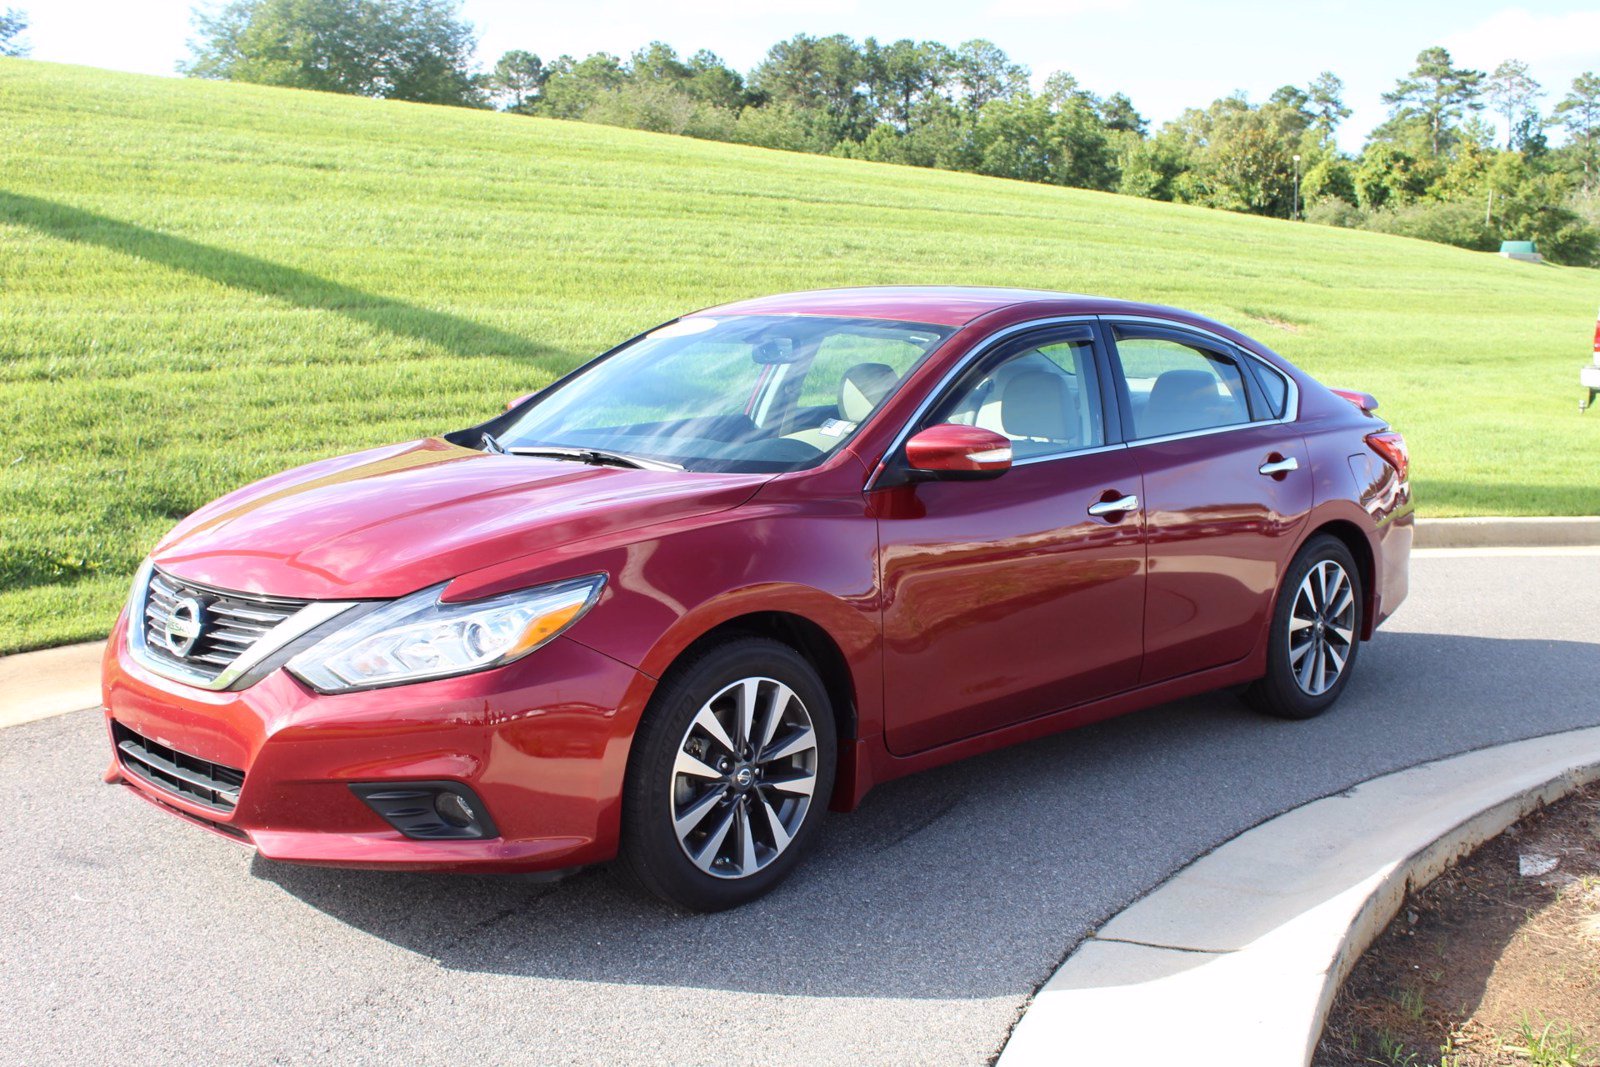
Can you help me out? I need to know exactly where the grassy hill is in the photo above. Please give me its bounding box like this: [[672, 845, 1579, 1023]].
[[2, 60, 1598, 654]]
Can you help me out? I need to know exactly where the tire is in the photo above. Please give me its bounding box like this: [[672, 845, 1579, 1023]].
[[618, 637, 836, 912], [1244, 534, 1364, 720]]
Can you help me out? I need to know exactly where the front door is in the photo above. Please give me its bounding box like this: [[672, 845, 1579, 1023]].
[[874, 324, 1147, 755]]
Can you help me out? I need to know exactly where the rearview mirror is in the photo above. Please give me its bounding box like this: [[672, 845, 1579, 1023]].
[[903, 424, 1013, 481]]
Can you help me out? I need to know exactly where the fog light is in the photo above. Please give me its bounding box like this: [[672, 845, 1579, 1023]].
[[349, 781, 498, 841], [435, 790, 476, 827]]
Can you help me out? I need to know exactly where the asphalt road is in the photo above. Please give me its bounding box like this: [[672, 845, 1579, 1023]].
[[3, 550, 1598, 1066]]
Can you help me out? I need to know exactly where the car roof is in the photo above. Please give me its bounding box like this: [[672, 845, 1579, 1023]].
[[696, 286, 1197, 329]]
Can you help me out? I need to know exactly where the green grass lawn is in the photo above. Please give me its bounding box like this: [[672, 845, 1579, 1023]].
[[2, 60, 1599, 654]]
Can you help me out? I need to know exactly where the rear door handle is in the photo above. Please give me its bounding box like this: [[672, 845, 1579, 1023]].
[[1088, 494, 1139, 517], [1258, 456, 1299, 476]]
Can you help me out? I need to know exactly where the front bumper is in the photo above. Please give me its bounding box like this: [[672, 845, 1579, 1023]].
[[101, 612, 652, 872]]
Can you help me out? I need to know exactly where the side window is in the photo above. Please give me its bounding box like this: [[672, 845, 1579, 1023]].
[[1249, 362, 1290, 419], [927, 334, 1104, 460], [1115, 335, 1252, 439]]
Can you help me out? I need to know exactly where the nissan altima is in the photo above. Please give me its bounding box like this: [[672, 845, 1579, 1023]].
[[102, 287, 1412, 911]]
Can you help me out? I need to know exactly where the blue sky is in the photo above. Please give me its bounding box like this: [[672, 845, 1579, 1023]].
[[20, 0, 1600, 151]]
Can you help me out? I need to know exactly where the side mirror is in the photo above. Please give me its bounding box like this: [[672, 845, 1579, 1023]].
[[903, 424, 1013, 481], [505, 391, 538, 411]]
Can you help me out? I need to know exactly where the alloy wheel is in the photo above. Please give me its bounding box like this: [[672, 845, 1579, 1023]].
[[1288, 560, 1357, 697], [669, 676, 819, 879]]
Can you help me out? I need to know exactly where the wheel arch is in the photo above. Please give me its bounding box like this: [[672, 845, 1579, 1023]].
[[665, 610, 860, 744], [1295, 516, 1379, 640]]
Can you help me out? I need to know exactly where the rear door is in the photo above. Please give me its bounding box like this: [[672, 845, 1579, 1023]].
[[1104, 320, 1312, 685], [875, 322, 1147, 755]]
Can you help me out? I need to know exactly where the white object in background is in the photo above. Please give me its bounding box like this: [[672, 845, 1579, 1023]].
[[1519, 853, 1559, 877], [1582, 305, 1600, 411]]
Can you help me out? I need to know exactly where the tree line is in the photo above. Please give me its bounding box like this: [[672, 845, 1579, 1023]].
[[503, 35, 1600, 264], [19, 0, 1600, 265]]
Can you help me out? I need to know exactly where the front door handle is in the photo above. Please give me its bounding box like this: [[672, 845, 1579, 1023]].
[[1258, 456, 1299, 476], [1088, 494, 1139, 517]]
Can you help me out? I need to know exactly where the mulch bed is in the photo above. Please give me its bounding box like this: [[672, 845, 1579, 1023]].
[[1315, 781, 1600, 1067]]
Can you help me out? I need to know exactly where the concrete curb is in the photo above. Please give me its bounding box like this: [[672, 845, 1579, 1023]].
[[1414, 516, 1600, 549], [0, 640, 105, 729], [997, 727, 1600, 1067]]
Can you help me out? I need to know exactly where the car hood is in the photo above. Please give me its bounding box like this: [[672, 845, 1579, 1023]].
[[152, 438, 768, 600]]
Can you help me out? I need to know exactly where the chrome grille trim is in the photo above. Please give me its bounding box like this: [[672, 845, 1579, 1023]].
[[126, 559, 359, 691]]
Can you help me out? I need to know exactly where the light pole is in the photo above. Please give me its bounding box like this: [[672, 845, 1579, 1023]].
[[1292, 154, 1302, 220]]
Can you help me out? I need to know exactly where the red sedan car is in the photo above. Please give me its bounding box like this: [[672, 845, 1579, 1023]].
[[102, 287, 1412, 911]]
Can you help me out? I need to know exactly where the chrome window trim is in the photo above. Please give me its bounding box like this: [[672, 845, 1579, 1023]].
[[1103, 316, 1301, 447], [1011, 441, 1130, 467], [1115, 421, 1268, 449], [864, 315, 1103, 490], [126, 559, 359, 691]]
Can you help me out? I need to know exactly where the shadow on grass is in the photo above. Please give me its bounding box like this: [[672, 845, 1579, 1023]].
[[0, 190, 557, 363]]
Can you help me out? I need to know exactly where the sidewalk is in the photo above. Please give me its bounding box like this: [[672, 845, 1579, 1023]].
[[0, 640, 105, 728]]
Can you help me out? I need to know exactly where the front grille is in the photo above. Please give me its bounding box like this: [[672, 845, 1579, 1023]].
[[141, 568, 309, 684], [113, 721, 246, 813]]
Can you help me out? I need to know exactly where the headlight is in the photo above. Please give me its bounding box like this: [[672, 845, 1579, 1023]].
[[287, 574, 605, 693]]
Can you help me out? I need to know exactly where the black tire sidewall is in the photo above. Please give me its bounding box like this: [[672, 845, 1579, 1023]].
[[619, 637, 836, 912], [1251, 535, 1364, 720]]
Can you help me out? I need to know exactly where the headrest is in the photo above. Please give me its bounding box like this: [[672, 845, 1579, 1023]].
[[839, 363, 899, 422], [1001, 370, 1076, 442], [1145, 369, 1229, 436]]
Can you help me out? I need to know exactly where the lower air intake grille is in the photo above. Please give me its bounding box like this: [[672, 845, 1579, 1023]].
[[113, 721, 245, 813]]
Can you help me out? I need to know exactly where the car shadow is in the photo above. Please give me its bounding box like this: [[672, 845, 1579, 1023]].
[[253, 630, 1600, 1000], [0, 190, 560, 365]]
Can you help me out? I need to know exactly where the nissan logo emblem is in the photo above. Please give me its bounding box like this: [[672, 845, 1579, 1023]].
[[165, 596, 207, 659]]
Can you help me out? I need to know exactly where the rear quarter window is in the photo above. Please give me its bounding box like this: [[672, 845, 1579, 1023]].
[[1248, 361, 1291, 419]]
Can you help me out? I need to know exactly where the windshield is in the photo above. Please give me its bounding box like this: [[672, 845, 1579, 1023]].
[[498, 315, 952, 473]]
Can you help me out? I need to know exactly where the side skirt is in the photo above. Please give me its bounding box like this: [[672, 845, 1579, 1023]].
[[832, 653, 1266, 812]]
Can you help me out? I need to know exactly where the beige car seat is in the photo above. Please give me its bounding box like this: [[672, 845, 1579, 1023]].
[[786, 362, 899, 450]]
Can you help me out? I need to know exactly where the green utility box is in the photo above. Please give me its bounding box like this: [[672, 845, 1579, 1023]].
[[1499, 240, 1542, 262]]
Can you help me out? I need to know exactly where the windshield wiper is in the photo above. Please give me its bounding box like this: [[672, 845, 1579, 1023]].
[[480, 431, 508, 455], [504, 445, 684, 472]]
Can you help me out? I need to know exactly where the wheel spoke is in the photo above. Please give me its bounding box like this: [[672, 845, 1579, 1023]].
[[1325, 640, 1347, 677], [1318, 566, 1344, 607], [691, 803, 738, 873], [692, 706, 737, 756], [736, 802, 758, 875], [763, 771, 816, 798], [1295, 575, 1318, 619], [1329, 623, 1354, 646], [1311, 640, 1327, 694], [1295, 640, 1317, 690], [761, 725, 816, 764], [760, 795, 792, 853], [758, 683, 792, 757], [734, 678, 759, 752], [1289, 614, 1316, 633], [1289, 637, 1314, 666], [673, 785, 724, 839], [674, 749, 722, 780]]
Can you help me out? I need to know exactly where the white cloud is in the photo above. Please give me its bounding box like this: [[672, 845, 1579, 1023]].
[[1441, 8, 1600, 70]]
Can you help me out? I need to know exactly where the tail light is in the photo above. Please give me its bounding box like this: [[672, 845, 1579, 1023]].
[[1366, 431, 1408, 483]]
